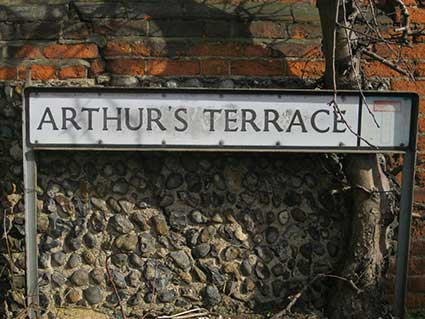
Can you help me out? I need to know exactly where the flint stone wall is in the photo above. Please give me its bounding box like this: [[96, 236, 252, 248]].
[[31, 149, 347, 317]]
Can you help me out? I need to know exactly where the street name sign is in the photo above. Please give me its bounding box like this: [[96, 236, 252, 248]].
[[25, 88, 417, 152]]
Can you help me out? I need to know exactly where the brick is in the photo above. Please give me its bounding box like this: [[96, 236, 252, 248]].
[[406, 292, 425, 308], [0, 4, 67, 21], [19, 64, 57, 81], [420, 99, 425, 113], [149, 20, 204, 37], [189, 42, 244, 57], [62, 22, 90, 40], [372, 44, 396, 59], [364, 61, 405, 77], [74, 2, 184, 19], [0, 67, 16, 80], [236, 2, 292, 20], [392, 80, 425, 95], [130, 2, 184, 19], [0, 23, 17, 41], [288, 23, 322, 39], [374, 43, 425, 60], [147, 59, 200, 76], [72, 2, 129, 19], [44, 44, 99, 59], [416, 169, 425, 187], [409, 257, 425, 275], [107, 59, 144, 76], [92, 19, 148, 37], [15, 45, 43, 59], [418, 153, 425, 164], [146, 39, 188, 57], [104, 41, 150, 57], [244, 44, 271, 57], [231, 59, 283, 76], [204, 20, 232, 38], [5, 45, 43, 59], [402, 44, 425, 60], [248, 21, 287, 39], [287, 60, 325, 78], [18, 22, 61, 40], [201, 59, 229, 76], [412, 220, 425, 239], [411, 240, 425, 257], [418, 135, 425, 151], [414, 187, 425, 203], [292, 3, 320, 22], [90, 59, 105, 76], [411, 8, 425, 24], [181, 2, 238, 19], [270, 40, 322, 58], [59, 65, 87, 80], [416, 63, 425, 78], [419, 118, 425, 133]]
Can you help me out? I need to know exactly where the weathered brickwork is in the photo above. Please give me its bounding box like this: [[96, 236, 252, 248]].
[[0, 0, 424, 317]]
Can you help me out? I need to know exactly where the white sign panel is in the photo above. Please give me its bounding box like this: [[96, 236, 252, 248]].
[[25, 89, 417, 152]]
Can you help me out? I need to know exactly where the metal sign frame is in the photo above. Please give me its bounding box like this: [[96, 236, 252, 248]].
[[23, 87, 419, 319]]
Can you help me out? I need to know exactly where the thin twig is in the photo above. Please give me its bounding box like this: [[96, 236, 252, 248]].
[[157, 308, 209, 319], [341, 0, 381, 129], [362, 49, 409, 76], [106, 255, 127, 319], [271, 273, 363, 319]]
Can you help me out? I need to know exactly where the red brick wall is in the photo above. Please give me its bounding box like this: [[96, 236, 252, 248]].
[[1, 0, 425, 311]]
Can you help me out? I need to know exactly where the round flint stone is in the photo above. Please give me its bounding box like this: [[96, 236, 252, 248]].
[[70, 269, 89, 286], [90, 269, 105, 284], [84, 286, 103, 305], [204, 285, 221, 306], [129, 253, 144, 268], [169, 250, 191, 270], [192, 243, 211, 258], [159, 290, 176, 303], [67, 253, 81, 269], [191, 210, 209, 224], [110, 215, 134, 234], [83, 233, 97, 248], [115, 232, 138, 252], [51, 252, 66, 266], [166, 173, 183, 189], [67, 288, 82, 303], [112, 253, 128, 268], [266, 227, 279, 244], [290, 208, 306, 222]]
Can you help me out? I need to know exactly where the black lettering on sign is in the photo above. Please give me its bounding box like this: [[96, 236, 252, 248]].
[[37, 107, 58, 130], [174, 108, 188, 132], [333, 110, 347, 133], [147, 108, 166, 131], [62, 107, 82, 130], [103, 107, 122, 131], [224, 109, 238, 132], [81, 108, 100, 130], [125, 108, 144, 131], [311, 109, 330, 133], [203, 109, 222, 132], [286, 109, 307, 133], [241, 109, 260, 132], [264, 109, 283, 132]]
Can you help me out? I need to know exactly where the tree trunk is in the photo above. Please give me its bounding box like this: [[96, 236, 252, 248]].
[[317, 1, 391, 317]]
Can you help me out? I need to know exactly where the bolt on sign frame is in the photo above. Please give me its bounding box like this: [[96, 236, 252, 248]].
[[23, 87, 418, 319]]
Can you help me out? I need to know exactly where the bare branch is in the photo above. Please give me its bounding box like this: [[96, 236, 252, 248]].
[[362, 49, 410, 76]]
